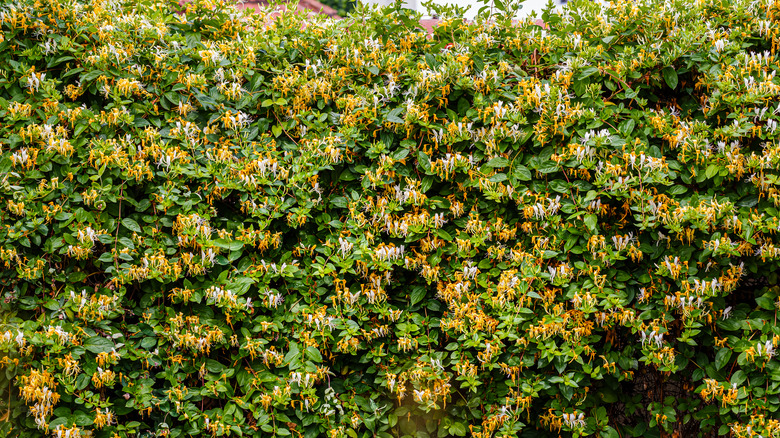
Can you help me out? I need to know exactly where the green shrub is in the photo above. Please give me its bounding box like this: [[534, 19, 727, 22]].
[[1, 0, 780, 437], [316, 0, 355, 18]]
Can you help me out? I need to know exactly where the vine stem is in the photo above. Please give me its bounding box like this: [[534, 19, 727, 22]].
[[114, 186, 124, 272]]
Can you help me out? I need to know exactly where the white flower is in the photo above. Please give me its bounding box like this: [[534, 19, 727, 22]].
[[338, 237, 353, 256]]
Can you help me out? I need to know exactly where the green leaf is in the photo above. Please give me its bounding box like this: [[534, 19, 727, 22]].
[[602, 426, 620, 438], [579, 66, 600, 79], [47, 55, 75, 68], [418, 151, 432, 173], [619, 118, 635, 135], [705, 164, 719, 179], [206, 359, 225, 373], [284, 343, 301, 368], [715, 348, 731, 370], [549, 180, 568, 193], [331, 197, 348, 208], [437, 229, 452, 241], [424, 53, 437, 68], [76, 374, 89, 390], [473, 56, 484, 71], [410, 286, 426, 306], [738, 196, 758, 208], [306, 346, 323, 362], [584, 214, 598, 233], [119, 237, 135, 249], [121, 218, 141, 233], [457, 98, 469, 114], [194, 91, 217, 109], [213, 239, 244, 251], [73, 410, 93, 426], [449, 422, 467, 436], [227, 276, 255, 295], [140, 337, 156, 349], [393, 148, 410, 161], [512, 163, 532, 181], [421, 176, 433, 193], [386, 108, 404, 124], [538, 160, 558, 174], [236, 368, 252, 388], [68, 271, 87, 283], [731, 370, 746, 386], [53, 407, 72, 418], [486, 157, 509, 168], [84, 336, 113, 354], [662, 66, 678, 89], [756, 296, 775, 310]]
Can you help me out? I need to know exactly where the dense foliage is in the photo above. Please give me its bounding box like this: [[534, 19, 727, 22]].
[[316, 0, 354, 19], [1, 0, 780, 436]]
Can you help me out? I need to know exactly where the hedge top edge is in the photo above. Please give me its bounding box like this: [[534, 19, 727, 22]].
[[1, 0, 780, 437]]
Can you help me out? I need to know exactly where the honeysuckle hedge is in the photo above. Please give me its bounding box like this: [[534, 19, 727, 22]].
[[1, 0, 780, 436]]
